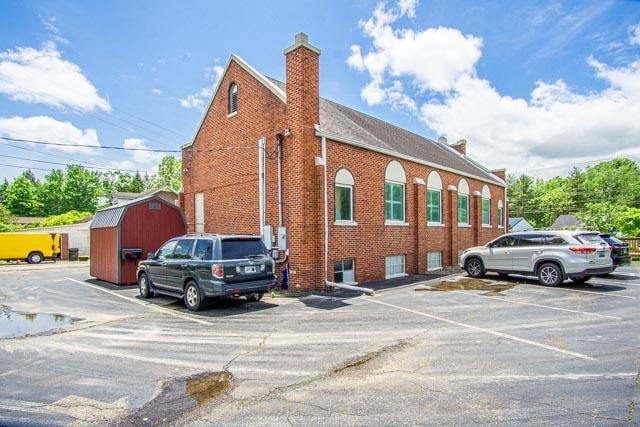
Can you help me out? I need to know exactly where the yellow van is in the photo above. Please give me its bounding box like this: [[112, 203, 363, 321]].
[[0, 233, 61, 263]]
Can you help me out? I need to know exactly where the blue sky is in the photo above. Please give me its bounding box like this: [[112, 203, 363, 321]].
[[0, 0, 639, 181]]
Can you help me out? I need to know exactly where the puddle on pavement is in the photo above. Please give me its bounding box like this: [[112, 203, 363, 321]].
[[186, 371, 232, 405], [0, 305, 80, 339], [415, 278, 516, 293], [118, 371, 233, 425]]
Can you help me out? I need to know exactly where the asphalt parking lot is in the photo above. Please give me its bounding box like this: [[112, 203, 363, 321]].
[[1, 263, 639, 425]]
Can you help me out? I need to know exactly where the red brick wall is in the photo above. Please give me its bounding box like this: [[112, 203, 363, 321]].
[[325, 140, 506, 283], [182, 60, 287, 236]]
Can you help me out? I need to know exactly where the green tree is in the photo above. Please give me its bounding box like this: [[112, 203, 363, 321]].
[[61, 165, 101, 212], [580, 158, 640, 205], [0, 178, 9, 204], [0, 203, 12, 223], [39, 169, 65, 215], [615, 207, 640, 237], [577, 202, 624, 233], [150, 156, 182, 191], [5, 171, 42, 216], [531, 177, 572, 228], [129, 171, 145, 192]]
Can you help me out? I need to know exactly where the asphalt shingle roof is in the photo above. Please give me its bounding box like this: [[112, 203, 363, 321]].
[[267, 77, 503, 185]]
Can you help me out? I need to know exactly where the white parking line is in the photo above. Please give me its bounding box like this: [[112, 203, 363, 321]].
[[369, 299, 596, 361], [520, 284, 636, 299], [450, 291, 623, 320], [64, 277, 215, 325]]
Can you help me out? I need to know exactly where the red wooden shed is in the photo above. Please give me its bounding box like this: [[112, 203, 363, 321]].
[[90, 195, 186, 285]]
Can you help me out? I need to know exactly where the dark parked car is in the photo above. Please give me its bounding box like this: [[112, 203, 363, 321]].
[[598, 233, 631, 270], [137, 234, 277, 311]]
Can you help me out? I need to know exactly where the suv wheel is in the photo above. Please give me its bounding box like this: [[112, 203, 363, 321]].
[[246, 292, 264, 302], [184, 281, 204, 311], [538, 263, 563, 287], [570, 275, 592, 284], [138, 272, 154, 298], [465, 258, 485, 278]]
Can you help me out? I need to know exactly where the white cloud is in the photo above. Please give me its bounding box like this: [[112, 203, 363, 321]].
[[0, 42, 110, 112], [0, 115, 101, 154], [397, 0, 418, 18], [121, 138, 164, 168], [41, 16, 69, 44], [151, 88, 163, 95], [347, 0, 482, 110], [179, 64, 224, 111], [629, 23, 640, 46], [350, 1, 640, 176]]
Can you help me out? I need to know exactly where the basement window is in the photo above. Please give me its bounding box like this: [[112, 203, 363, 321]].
[[427, 251, 442, 271], [334, 259, 354, 283], [385, 255, 406, 279], [228, 82, 238, 115]]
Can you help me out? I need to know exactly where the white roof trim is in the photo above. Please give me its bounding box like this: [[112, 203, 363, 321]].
[[181, 54, 286, 150], [316, 129, 505, 188]]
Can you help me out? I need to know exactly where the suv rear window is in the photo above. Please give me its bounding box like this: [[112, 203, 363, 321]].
[[600, 235, 623, 245], [221, 239, 267, 260], [575, 233, 605, 245]]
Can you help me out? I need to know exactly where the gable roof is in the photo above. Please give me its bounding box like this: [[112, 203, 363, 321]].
[[266, 78, 503, 186], [181, 54, 504, 187], [549, 214, 583, 230], [509, 217, 524, 228]]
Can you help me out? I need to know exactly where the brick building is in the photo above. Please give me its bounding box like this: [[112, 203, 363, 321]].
[[181, 33, 507, 291]]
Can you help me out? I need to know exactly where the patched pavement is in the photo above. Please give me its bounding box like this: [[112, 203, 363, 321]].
[[0, 265, 639, 425]]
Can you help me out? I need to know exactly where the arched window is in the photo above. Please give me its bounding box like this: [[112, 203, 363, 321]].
[[228, 82, 238, 115], [426, 171, 443, 225], [497, 200, 504, 227], [384, 160, 406, 223], [481, 185, 491, 226], [457, 178, 469, 225], [335, 169, 354, 222]]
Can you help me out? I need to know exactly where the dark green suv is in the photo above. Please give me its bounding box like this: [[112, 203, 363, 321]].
[[137, 234, 277, 311]]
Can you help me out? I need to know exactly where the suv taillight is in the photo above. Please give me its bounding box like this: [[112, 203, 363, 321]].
[[212, 263, 224, 279], [569, 246, 597, 254]]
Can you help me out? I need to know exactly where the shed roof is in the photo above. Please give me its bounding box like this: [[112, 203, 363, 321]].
[[90, 194, 182, 229], [549, 214, 583, 230], [509, 217, 524, 228]]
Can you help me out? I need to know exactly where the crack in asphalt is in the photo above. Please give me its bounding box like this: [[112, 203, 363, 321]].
[[222, 326, 277, 372]]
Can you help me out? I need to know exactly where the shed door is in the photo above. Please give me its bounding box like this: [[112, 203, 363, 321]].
[[195, 192, 204, 233]]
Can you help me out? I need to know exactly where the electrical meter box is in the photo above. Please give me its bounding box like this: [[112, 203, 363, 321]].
[[278, 226, 288, 250]]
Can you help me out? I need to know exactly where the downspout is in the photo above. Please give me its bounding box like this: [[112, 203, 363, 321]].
[[276, 134, 283, 228], [258, 137, 266, 235], [319, 133, 374, 296]]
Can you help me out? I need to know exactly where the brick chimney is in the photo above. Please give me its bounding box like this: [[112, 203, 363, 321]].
[[450, 139, 466, 155], [491, 168, 506, 180], [283, 33, 323, 290]]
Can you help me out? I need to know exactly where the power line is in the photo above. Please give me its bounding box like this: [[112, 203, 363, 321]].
[[5, 142, 108, 170], [0, 154, 155, 174], [0, 162, 53, 172], [509, 153, 640, 175], [0, 136, 179, 152]]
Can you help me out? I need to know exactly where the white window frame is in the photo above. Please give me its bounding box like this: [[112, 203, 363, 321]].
[[427, 188, 442, 225], [384, 161, 408, 226], [333, 259, 355, 284], [228, 82, 238, 116], [334, 169, 356, 225], [481, 185, 492, 227], [457, 178, 470, 227], [427, 251, 442, 271], [385, 255, 406, 279], [497, 200, 504, 227]]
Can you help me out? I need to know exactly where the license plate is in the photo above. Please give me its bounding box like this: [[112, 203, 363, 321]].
[[244, 266, 256, 274]]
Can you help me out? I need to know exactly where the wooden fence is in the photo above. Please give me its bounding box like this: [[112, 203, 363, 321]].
[[620, 237, 640, 257]]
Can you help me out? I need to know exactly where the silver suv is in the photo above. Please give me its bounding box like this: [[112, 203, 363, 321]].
[[460, 231, 613, 286]]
